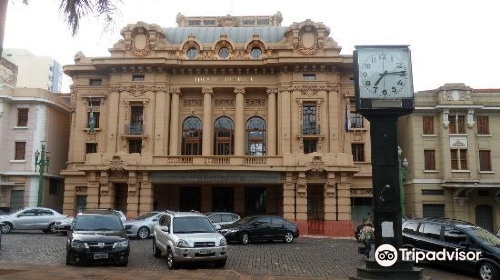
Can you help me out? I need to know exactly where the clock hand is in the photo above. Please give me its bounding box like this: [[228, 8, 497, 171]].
[[385, 70, 406, 76], [374, 71, 388, 86]]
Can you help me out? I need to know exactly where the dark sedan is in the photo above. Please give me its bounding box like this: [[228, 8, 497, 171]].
[[219, 215, 299, 245]]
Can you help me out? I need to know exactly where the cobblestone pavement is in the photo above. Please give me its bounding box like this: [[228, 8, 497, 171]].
[[0, 232, 478, 280]]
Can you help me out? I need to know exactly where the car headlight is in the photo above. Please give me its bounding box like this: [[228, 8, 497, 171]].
[[177, 239, 190, 248], [113, 240, 129, 249], [71, 241, 89, 250], [219, 238, 227, 246]]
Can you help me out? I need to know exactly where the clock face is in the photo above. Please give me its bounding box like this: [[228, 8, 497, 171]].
[[357, 48, 413, 99]]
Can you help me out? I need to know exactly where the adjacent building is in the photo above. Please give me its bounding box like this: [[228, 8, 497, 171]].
[[62, 13, 373, 236], [0, 87, 70, 212], [4, 49, 63, 93], [398, 83, 500, 232]]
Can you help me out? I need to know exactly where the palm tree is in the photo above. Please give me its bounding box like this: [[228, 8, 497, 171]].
[[0, 0, 119, 56]]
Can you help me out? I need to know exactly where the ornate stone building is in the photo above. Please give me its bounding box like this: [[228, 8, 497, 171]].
[[62, 13, 373, 236], [398, 83, 500, 232]]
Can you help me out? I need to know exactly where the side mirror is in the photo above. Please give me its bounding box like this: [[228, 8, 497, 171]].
[[215, 224, 221, 230], [160, 226, 169, 232]]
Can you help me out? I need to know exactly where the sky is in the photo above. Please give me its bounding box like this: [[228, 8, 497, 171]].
[[3, 0, 500, 93]]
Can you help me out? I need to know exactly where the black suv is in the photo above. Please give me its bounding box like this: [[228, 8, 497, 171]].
[[402, 218, 500, 280], [66, 210, 130, 266]]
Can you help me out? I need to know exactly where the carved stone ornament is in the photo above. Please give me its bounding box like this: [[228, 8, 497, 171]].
[[75, 186, 88, 193], [234, 87, 245, 95], [245, 98, 266, 107], [202, 87, 214, 95], [215, 98, 234, 107], [109, 155, 126, 171], [266, 87, 278, 95], [353, 131, 364, 142], [110, 85, 167, 95], [309, 156, 326, 172], [120, 22, 166, 57], [218, 14, 239, 27], [350, 188, 373, 196], [183, 99, 203, 107]]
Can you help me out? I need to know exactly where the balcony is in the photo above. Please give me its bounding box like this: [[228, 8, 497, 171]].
[[153, 156, 283, 167], [302, 124, 320, 135], [125, 123, 144, 135]]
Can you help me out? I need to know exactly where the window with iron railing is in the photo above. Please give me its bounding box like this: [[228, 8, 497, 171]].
[[302, 104, 319, 134]]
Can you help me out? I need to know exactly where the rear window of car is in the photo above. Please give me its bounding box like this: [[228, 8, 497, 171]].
[[271, 217, 284, 226], [221, 214, 234, 223], [74, 215, 123, 231], [444, 226, 467, 244], [209, 214, 222, 223]]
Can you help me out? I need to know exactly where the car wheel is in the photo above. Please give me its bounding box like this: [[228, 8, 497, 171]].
[[215, 259, 227, 268], [479, 262, 499, 280], [284, 231, 294, 243], [241, 232, 249, 245], [137, 227, 150, 239], [153, 239, 162, 258], [1, 222, 12, 234], [117, 258, 128, 267], [166, 248, 177, 270], [48, 223, 57, 234]]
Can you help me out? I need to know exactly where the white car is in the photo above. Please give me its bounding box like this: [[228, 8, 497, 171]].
[[205, 212, 240, 227], [123, 211, 161, 239], [0, 207, 67, 234]]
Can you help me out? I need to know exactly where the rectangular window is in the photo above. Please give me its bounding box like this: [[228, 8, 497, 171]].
[[256, 19, 269, 25], [448, 114, 465, 134], [422, 189, 445, 195], [17, 108, 29, 127], [479, 150, 492, 171], [451, 149, 468, 170], [477, 116, 489, 135], [188, 20, 201, 25], [129, 140, 142, 154], [49, 179, 60, 195], [303, 140, 317, 154], [86, 143, 98, 154], [132, 74, 145, 81], [422, 204, 445, 218], [302, 104, 318, 134], [89, 79, 102, 86], [15, 142, 26, 160], [303, 74, 316, 81], [350, 112, 363, 128], [203, 20, 215, 25], [423, 116, 434, 135], [352, 144, 365, 162], [424, 150, 436, 170]]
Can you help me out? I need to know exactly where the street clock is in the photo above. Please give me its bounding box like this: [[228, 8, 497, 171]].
[[354, 45, 414, 115]]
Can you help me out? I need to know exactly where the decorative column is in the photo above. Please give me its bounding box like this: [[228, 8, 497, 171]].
[[266, 87, 277, 156], [234, 87, 245, 156], [154, 86, 168, 155], [327, 84, 340, 154], [202, 87, 213, 156], [323, 172, 336, 220], [139, 172, 153, 215], [108, 86, 121, 153], [296, 172, 308, 220], [279, 86, 292, 154], [169, 87, 181, 155], [126, 171, 139, 218]]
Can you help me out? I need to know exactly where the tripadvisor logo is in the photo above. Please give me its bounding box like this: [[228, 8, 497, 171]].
[[375, 244, 481, 267]]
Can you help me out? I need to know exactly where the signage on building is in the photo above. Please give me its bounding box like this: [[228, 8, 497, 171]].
[[151, 170, 283, 184], [194, 76, 254, 83], [450, 137, 468, 148]]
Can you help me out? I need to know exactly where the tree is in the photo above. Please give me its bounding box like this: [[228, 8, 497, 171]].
[[0, 0, 120, 56]]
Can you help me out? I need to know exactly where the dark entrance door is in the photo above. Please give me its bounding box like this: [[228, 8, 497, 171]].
[[10, 190, 24, 212], [475, 204, 493, 232], [75, 195, 87, 213], [245, 187, 267, 215], [179, 187, 201, 212], [114, 184, 128, 215], [212, 187, 234, 212]]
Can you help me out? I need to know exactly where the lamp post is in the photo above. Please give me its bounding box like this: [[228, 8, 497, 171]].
[[397, 146, 409, 216], [34, 141, 50, 207]]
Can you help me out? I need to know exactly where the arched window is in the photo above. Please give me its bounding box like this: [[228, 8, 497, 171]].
[[182, 117, 202, 155], [250, 47, 262, 59], [246, 117, 266, 156], [214, 116, 234, 155], [187, 47, 198, 59], [218, 47, 230, 59]]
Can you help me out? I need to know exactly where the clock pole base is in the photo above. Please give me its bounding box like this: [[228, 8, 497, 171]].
[[349, 259, 429, 280]]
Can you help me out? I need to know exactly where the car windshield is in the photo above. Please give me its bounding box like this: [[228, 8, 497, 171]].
[[136, 212, 158, 220], [233, 216, 257, 225], [74, 215, 123, 231], [470, 227, 500, 247], [173, 217, 215, 234]]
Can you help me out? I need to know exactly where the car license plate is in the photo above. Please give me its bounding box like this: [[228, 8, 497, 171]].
[[94, 253, 108, 260], [199, 249, 212, 255]]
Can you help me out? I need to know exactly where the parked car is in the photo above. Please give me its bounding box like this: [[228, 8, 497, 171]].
[[55, 217, 74, 234], [219, 215, 299, 245], [123, 211, 161, 239], [0, 222, 3, 250], [0, 210, 9, 216], [402, 218, 500, 280], [153, 211, 227, 269], [0, 207, 67, 234], [66, 209, 129, 266], [206, 212, 240, 227]]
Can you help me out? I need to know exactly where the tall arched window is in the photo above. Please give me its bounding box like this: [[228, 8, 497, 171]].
[[214, 116, 234, 155], [246, 117, 266, 156], [182, 117, 202, 155]]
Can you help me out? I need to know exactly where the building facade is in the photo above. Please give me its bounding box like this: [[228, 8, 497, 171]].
[[0, 87, 70, 212], [4, 49, 63, 93], [62, 13, 373, 236], [398, 83, 500, 232], [0, 56, 17, 89]]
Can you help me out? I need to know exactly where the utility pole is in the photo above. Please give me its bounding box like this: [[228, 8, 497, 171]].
[[34, 141, 50, 207]]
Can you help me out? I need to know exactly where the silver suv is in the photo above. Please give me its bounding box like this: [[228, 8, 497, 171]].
[[152, 211, 227, 269]]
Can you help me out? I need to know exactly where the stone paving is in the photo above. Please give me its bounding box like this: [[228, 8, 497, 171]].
[[0, 232, 478, 280]]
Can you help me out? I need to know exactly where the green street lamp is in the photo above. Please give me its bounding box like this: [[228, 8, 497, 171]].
[[398, 146, 409, 216], [34, 141, 50, 207]]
